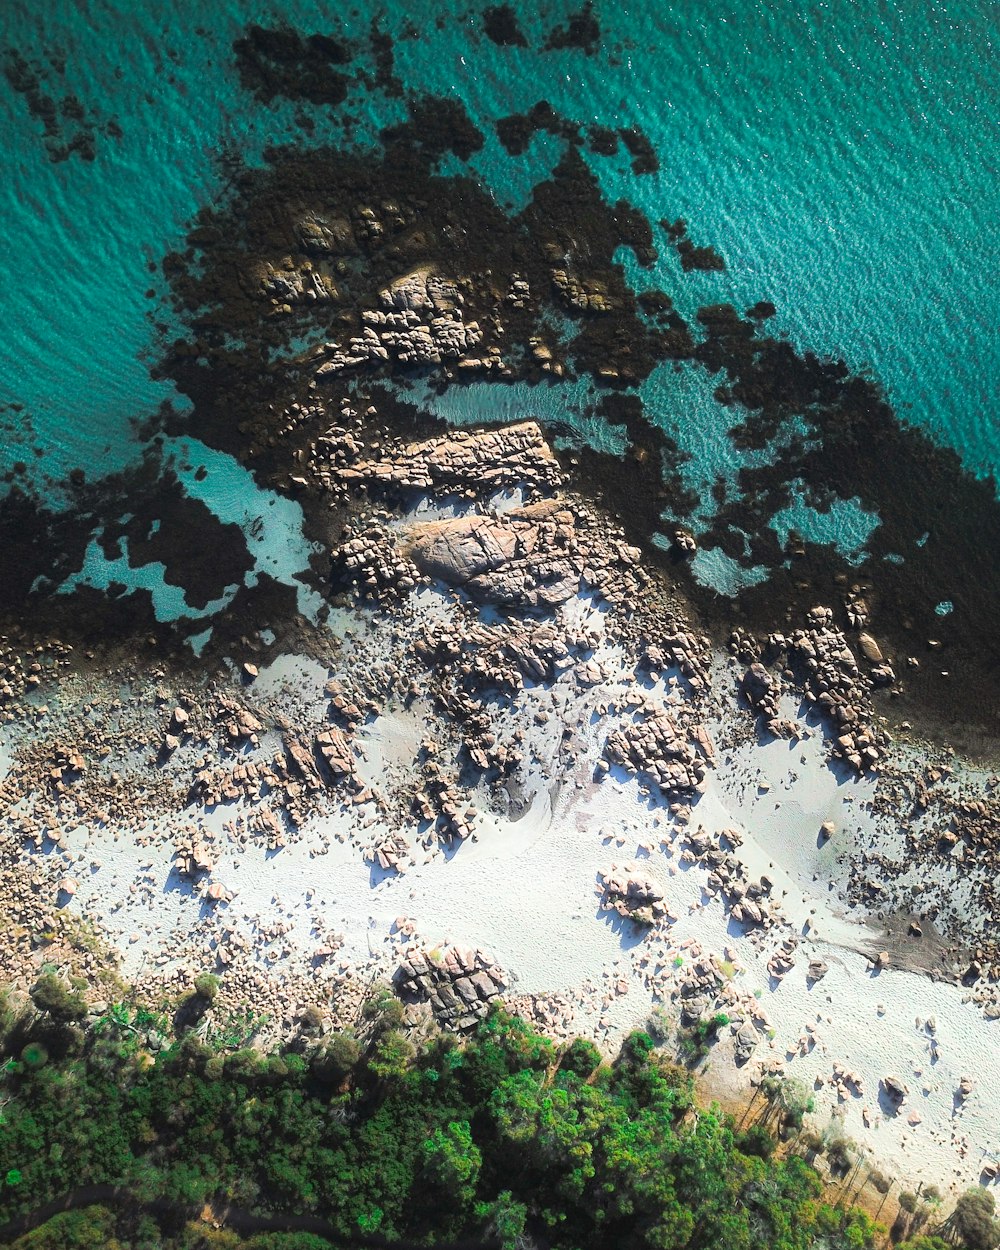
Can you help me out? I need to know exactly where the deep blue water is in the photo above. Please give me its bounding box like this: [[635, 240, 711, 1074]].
[[2, 0, 998, 618]]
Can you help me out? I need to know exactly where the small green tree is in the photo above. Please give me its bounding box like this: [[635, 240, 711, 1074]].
[[422, 1119, 482, 1206], [366, 1029, 414, 1081], [475, 1190, 528, 1250], [953, 1189, 1000, 1250]]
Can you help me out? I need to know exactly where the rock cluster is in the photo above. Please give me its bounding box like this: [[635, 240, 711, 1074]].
[[333, 421, 562, 498], [826, 1062, 864, 1101], [331, 518, 425, 603], [550, 266, 616, 314], [599, 864, 671, 926], [395, 945, 507, 1030], [0, 636, 73, 720], [255, 258, 338, 308], [683, 828, 778, 930], [739, 607, 890, 772], [314, 268, 484, 375], [639, 630, 711, 694], [881, 1074, 909, 1108], [173, 829, 214, 879], [603, 708, 712, 798], [676, 953, 725, 1026], [767, 936, 799, 981], [413, 753, 478, 844]]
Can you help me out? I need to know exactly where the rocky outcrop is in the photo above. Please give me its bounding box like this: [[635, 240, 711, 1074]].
[[603, 709, 712, 798], [255, 258, 339, 307], [314, 267, 484, 374], [599, 864, 671, 926], [395, 945, 507, 1030], [405, 499, 582, 610], [550, 266, 616, 314], [173, 829, 214, 879], [334, 421, 562, 497]]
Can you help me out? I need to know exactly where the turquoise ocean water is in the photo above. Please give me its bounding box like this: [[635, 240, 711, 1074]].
[[1, 0, 998, 618]]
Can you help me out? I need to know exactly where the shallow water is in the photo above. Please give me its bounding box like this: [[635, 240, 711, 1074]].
[[2, 0, 997, 611]]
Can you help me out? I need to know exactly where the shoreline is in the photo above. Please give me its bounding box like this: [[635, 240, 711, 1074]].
[[3, 420, 1000, 1201]]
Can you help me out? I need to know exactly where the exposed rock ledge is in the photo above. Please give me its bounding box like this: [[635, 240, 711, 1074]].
[[404, 498, 584, 610]]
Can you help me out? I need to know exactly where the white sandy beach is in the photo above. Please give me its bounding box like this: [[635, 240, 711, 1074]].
[[14, 574, 995, 1200]]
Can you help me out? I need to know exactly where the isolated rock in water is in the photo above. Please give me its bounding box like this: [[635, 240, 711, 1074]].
[[672, 527, 697, 557]]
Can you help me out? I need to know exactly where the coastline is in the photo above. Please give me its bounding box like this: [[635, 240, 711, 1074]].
[[3, 419, 1000, 1203], [2, 11, 1000, 1230]]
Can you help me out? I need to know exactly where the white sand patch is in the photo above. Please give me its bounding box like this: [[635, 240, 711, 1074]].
[[47, 624, 1000, 1196]]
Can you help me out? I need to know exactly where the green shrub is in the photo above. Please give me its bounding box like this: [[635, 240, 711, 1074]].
[[29, 973, 87, 1022]]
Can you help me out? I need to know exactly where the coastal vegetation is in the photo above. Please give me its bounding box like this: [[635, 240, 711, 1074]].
[[0, 981, 988, 1250]]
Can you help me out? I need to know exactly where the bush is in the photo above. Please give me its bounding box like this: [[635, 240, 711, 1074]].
[[311, 1031, 361, 1084], [954, 1189, 1000, 1250], [736, 1122, 775, 1159], [361, 985, 404, 1034], [193, 973, 220, 1002], [869, 1169, 891, 1194], [560, 1037, 601, 1079], [825, 1131, 858, 1176], [29, 974, 87, 1023]]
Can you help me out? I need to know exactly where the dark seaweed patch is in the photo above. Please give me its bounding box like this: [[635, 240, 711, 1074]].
[[232, 24, 353, 107], [544, 3, 601, 54], [619, 126, 659, 175], [3, 47, 116, 162], [586, 124, 619, 156], [660, 218, 726, 271], [483, 5, 528, 47], [369, 19, 403, 97], [382, 95, 485, 163]]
